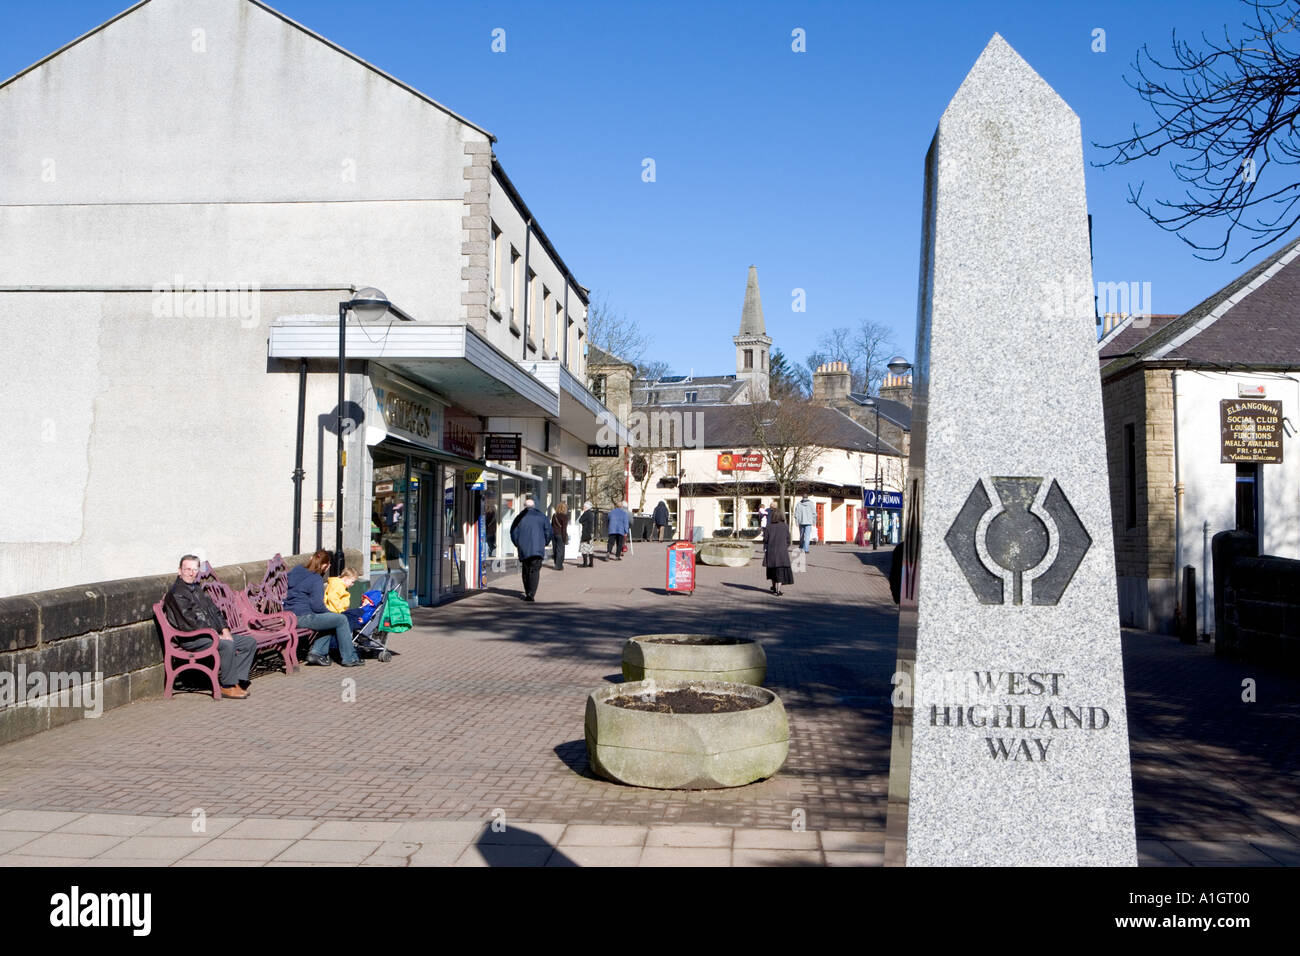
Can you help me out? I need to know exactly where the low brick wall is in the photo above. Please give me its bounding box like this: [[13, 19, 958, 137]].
[[1221, 555, 1300, 668], [0, 551, 364, 745]]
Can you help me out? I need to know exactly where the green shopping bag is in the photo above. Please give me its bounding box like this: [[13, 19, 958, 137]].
[[380, 592, 413, 633]]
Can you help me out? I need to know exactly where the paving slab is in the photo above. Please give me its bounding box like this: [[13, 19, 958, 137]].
[[640, 846, 731, 867], [100, 836, 212, 861]]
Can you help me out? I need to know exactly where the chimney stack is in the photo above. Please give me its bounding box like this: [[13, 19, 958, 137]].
[[813, 360, 852, 405]]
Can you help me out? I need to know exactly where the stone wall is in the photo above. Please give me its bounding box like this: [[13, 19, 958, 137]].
[[0, 551, 363, 745], [1103, 366, 1176, 631], [1221, 555, 1300, 667]]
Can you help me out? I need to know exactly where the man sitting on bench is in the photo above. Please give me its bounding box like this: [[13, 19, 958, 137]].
[[163, 554, 258, 699]]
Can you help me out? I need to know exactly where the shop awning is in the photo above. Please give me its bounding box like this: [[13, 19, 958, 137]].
[[269, 317, 558, 418], [519, 359, 628, 444]]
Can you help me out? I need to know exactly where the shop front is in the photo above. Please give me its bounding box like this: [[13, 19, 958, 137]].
[[367, 369, 488, 605], [863, 488, 903, 546]]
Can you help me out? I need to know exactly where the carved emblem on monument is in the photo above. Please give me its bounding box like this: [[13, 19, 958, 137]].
[[944, 477, 1090, 606]]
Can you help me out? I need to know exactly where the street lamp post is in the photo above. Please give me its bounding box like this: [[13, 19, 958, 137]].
[[862, 398, 881, 549], [335, 287, 400, 574], [882, 355, 914, 549]]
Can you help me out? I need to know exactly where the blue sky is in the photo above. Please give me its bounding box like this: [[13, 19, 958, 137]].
[[2, 0, 1283, 375]]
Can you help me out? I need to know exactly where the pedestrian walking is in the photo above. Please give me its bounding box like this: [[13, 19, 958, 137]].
[[607, 500, 631, 560], [762, 505, 794, 596], [509, 496, 552, 602], [794, 493, 816, 553], [653, 500, 670, 542], [578, 500, 598, 567], [551, 501, 569, 570]]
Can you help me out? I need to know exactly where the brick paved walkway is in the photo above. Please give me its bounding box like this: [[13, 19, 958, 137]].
[[0, 543, 1295, 865]]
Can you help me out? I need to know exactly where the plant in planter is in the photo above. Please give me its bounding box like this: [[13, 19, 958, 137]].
[[585, 679, 789, 789], [622, 634, 767, 685]]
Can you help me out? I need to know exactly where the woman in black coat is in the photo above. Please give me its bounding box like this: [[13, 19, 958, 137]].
[[578, 500, 598, 568], [762, 506, 795, 595]]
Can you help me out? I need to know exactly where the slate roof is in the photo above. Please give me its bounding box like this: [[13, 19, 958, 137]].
[[847, 393, 912, 430], [587, 344, 632, 368], [1097, 315, 1180, 369], [1101, 236, 1300, 377], [641, 402, 903, 456]]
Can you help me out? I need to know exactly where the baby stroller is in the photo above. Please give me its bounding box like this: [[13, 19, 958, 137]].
[[352, 573, 412, 663]]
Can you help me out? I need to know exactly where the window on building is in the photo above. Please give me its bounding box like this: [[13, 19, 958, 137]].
[[664, 452, 678, 476], [1236, 463, 1259, 538], [745, 498, 764, 530], [744, 349, 753, 370], [719, 499, 735, 529], [761, 351, 766, 370], [1123, 423, 1137, 530], [509, 248, 521, 331], [591, 374, 607, 404], [685, 390, 698, 403]]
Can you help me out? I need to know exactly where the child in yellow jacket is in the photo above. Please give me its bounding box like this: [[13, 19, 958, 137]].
[[325, 567, 363, 629]]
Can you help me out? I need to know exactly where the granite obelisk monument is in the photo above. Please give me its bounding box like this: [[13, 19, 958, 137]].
[[885, 35, 1137, 866]]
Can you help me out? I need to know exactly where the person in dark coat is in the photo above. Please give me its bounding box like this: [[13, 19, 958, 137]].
[[551, 501, 569, 570], [762, 505, 794, 595], [578, 500, 598, 567], [653, 500, 670, 542], [163, 554, 258, 698], [510, 496, 553, 601]]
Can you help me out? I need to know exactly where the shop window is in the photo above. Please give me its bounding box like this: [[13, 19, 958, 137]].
[[746, 498, 763, 530], [718, 499, 735, 529]]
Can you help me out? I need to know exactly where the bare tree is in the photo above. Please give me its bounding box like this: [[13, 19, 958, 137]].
[[630, 449, 674, 513], [743, 399, 828, 517], [1096, 0, 1300, 261], [587, 454, 626, 510], [586, 292, 667, 378], [805, 319, 896, 394]]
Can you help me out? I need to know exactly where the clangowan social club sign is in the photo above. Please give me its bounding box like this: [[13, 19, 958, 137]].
[[371, 369, 444, 452]]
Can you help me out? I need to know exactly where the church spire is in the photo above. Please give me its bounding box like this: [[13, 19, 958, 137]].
[[733, 265, 773, 401], [739, 264, 766, 335]]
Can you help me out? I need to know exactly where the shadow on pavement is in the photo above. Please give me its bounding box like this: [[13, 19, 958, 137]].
[[474, 826, 576, 867]]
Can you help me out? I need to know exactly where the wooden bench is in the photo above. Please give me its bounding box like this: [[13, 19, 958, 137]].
[[152, 601, 222, 700], [247, 553, 318, 652], [198, 566, 301, 674]]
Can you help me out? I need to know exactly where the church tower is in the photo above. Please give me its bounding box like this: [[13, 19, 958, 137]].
[[733, 265, 772, 401]]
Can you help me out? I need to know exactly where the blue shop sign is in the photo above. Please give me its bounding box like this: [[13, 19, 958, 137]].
[[863, 489, 903, 510]]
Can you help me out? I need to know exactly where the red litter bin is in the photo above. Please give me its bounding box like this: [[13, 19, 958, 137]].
[[666, 540, 696, 595]]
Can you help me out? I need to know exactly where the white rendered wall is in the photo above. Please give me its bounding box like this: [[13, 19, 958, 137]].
[[1175, 370, 1300, 631], [0, 0, 487, 324], [0, 288, 362, 595]]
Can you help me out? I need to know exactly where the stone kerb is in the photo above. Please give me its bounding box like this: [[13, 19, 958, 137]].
[[621, 634, 767, 685], [584, 679, 789, 789], [0, 550, 361, 745]]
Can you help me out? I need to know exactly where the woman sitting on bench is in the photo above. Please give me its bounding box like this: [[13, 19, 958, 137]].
[[285, 550, 363, 668]]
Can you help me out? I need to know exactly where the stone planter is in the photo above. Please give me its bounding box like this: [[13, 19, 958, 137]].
[[622, 634, 766, 685], [584, 679, 788, 789], [698, 540, 754, 567]]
